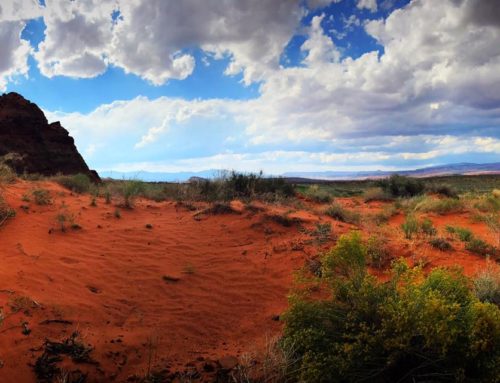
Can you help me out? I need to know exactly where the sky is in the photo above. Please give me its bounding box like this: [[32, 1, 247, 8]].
[[0, 0, 499, 175]]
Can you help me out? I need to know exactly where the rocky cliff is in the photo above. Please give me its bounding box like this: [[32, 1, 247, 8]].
[[0, 92, 99, 181]]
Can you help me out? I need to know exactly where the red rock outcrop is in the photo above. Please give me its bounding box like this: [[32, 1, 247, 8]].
[[0, 92, 99, 181]]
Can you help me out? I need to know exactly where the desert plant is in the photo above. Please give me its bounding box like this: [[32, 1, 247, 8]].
[[0, 193, 15, 227], [465, 238, 496, 257], [401, 214, 418, 239], [56, 173, 92, 194], [324, 203, 360, 224], [426, 183, 458, 198], [282, 236, 500, 382], [377, 174, 425, 197], [446, 225, 474, 242], [429, 237, 453, 251], [114, 208, 121, 218], [303, 185, 332, 203], [0, 162, 16, 183], [366, 234, 391, 269], [473, 264, 500, 305], [416, 197, 464, 214], [32, 188, 51, 205], [363, 187, 393, 202], [120, 180, 145, 208], [373, 204, 398, 224], [420, 218, 437, 236]]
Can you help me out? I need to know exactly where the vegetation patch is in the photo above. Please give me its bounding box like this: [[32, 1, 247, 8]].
[[446, 225, 474, 242], [363, 187, 393, 202], [465, 238, 496, 257], [32, 188, 52, 205], [416, 196, 464, 214], [55, 173, 92, 194], [377, 174, 425, 197], [324, 203, 360, 224], [282, 233, 500, 382], [429, 237, 453, 251]]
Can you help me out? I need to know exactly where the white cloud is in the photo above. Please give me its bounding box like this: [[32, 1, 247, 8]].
[[0, 20, 32, 91], [357, 0, 378, 12]]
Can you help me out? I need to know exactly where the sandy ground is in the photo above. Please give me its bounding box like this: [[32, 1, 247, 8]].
[[0, 180, 496, 382]]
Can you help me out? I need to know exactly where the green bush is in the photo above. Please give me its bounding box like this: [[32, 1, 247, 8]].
[[366, 235, 391, 269], [465, 238, 496, 257], [416, 197, 464, 215], [429, 237, 453, 251], [363, 187, 393, 202], [446, 225, 473, 242], [0, 193, 15, 226], [377, 174, 425, 197], [120, 180, 145, 208], [401, 214, 418, 239], [420, 218, 437, 236], [324, 203, 360, 224], [474, 265, 500, 305], [56, 173, 92, 193], [32, 188, 51, 205], [303, 185, 332, 203], [426, 183, 458, 198], [282, 234, 500, 382]]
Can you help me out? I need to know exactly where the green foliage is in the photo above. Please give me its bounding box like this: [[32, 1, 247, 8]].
[[283, 236, 500, 382], [446, 225, 474, 242], [429, 237, 453, 251], [474, 265, 500, 305], [302, 185, 332, 203], [324, 203, 360, 224], [377, 174, 425, 197], [0, 193, 16, 226], [426, 183, 458, 198], [366, 235, 391, 269], [401, 214, 418, 239], [420, 218, 437, 236], [373, 204, 398, 224], [416, 197, 464, 215], [363, 187, 393, 202], [32, 188, 51, 205], [56, 173, 92, 193], [465, 238, 496, 257], [121, 180, 145, 208]]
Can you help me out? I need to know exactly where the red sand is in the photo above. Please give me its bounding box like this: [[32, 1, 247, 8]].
[[0, 181, 496, 382]]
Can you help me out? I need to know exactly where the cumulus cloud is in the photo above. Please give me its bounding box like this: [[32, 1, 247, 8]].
[[0, 21, 32, 91], [357, 0, 378, 12]]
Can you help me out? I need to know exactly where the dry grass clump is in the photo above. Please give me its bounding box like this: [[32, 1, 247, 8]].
[[0, 192, 15, 227], [301, 185, 332, 203], [473, 264, 500, 305], [366, 234, 392, 269], [363, 187, 393, 202], [0, 162, 16, 183], [55, 173, 92, 194], [429, 237, 453, 251], [324, 202, 360, 224], [32, 188, 52, 205], [415, 196, 464, 215]]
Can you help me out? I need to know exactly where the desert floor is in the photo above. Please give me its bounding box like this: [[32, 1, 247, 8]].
[[0, 180, 495, 382]]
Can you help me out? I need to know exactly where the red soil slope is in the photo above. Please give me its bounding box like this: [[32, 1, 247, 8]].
[[0, 181, 496, 382]]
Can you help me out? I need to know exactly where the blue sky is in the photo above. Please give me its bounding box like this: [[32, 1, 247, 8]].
[[1, 0, 499, 175]]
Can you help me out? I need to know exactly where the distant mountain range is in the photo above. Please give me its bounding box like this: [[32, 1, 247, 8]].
[[282, 162, 500, 181], [99, 162, 500, 182]]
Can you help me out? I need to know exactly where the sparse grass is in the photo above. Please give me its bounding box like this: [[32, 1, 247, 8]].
[[465, 238, 496, 257], [208, 202, 236, 215], [415, 196, 464, 215], [32, 188, 52, 205], [55, 208, 78, 233], [473, 264, 500, 305], [120, 180, 145, 209], [0, 193, 15, 227], [446, 225, 474, 242], [401, 214, 419, 239], [324, 203, 360, 224], [266, 213, 301, 227], [429, 237, 453, 251], [0, 162, 16, 183], [55, 173, 92, 194], [420, 218, 437, 236], [373, 204, 398, 224], [301, 185, 332, 203], [308, 222, 332, 245], [9, 295, 40, 314], [366, 235, 391, 269], [363, 187, 393, 202]]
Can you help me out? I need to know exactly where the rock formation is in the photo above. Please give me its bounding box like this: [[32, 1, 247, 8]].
[[0, 92, 99, 181]]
